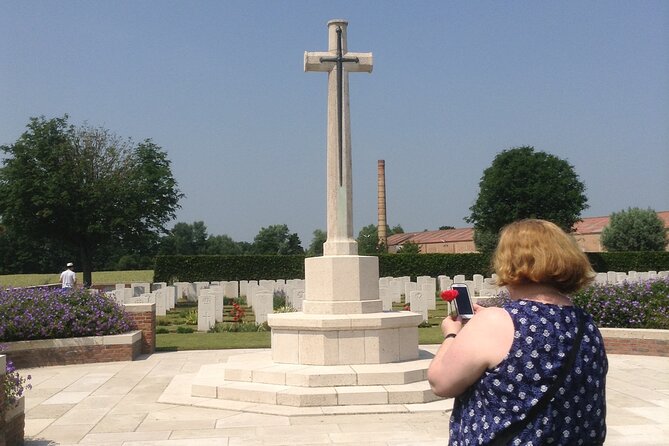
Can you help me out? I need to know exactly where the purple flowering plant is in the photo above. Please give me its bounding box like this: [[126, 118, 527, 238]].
[[0, 287, 136, 342], [1, 351, 32, 416], [480, 277, 669, 329], [573, 277, 669, 329]]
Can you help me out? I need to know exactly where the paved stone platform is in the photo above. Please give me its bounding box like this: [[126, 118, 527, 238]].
[[21, 347, 669, 445]]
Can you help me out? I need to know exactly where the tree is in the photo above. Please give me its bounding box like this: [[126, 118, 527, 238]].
[[0, 116, 183, 285], [206, 234, 245, 255], [306, 229, 326, 256], [357, 224, 381, 255], [251, 224, 304, 255], [439, 225, 455, 230], [389, 224, 404, 235], [159, 221, 208, 255], [397, 240, 421, 254], [601, 208, 667, 252], [467, 146, 588, 253]]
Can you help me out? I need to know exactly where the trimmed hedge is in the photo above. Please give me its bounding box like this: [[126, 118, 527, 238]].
[[154, 255, 305, 283], [153, 252, 669, 284], [378, 253, 493, 279], [586, 252, 669, 273]]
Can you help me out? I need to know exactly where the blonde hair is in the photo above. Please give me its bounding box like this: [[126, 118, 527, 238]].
[[493, 219, 595, 294]]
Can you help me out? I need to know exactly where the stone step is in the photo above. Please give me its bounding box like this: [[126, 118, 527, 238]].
[[196, 350, 434, 387], [191, 349, 441, 407], [194, 377, 441, 407]]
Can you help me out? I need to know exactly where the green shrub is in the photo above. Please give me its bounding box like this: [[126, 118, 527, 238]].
[[176, 326, 195, 334], [156, 327, 170, 334], [601, 207, 667, 252], [210, 321, 268, 333], [184, 309, 198, 326]]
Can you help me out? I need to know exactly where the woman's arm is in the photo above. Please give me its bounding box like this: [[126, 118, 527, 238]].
[[427, 306, 514, 398]]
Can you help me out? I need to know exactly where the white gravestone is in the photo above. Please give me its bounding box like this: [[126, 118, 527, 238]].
[[131, 282, 150, 297], [224, 281, 239, 299], [409, 290, 428, 322], [153, 289, 167, 316], [418, 277, 436, 309], [205, 287, 225, 322], [439, 276, 453, 294], [253, 289, 273, 324], [389, 278, 403, 303], [404, 282, 418, 300], [379, 286, 392, 311], [293, 289, 305, 311], [164, 285, 177, 310], [198, 294, 216, 332]]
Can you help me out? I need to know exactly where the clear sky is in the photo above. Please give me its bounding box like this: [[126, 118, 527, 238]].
[[2, 1, 668, 247]]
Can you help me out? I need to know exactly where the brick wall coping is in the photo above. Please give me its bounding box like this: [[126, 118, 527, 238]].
[[2, 330, 142, 352], [600, 327, 669, 340], [123, 303, 154, 313]]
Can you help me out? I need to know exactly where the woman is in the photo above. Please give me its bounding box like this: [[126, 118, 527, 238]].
[[427, 219, 607, 445]]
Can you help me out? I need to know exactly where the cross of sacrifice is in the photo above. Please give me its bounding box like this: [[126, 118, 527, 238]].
[[304, 20, 373, 256]]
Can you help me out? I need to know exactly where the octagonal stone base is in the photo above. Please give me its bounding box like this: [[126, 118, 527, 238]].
[[268, 311, 422, 365]]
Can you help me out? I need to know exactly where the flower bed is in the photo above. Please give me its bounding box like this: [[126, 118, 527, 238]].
[[1, 355, 26, 446], [1, 287, 156, 369], [0, 287, 135, 341]]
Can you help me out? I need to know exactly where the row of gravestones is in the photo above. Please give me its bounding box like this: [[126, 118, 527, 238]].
[[595, 270, 668, 285], [196, 279, 306, 331], [109, 270, 669, 328]]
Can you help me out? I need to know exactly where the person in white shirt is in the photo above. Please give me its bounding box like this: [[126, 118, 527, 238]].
[[60, 262, 77, 289]]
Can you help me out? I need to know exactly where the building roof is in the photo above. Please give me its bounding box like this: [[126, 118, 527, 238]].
[[573, 211, 669, 234], [387, 211, 669, 246], [387, 227, 474, 246]]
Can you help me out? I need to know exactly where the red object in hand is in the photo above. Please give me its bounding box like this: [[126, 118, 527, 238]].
[[440, 289, 459, 302]]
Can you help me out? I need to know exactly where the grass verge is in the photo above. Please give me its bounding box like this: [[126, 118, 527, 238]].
[[156, 332, 271, 351], [0, 270, 154, 288]]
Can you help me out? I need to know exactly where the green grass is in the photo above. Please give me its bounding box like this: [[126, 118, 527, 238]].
[[0, 270, 154, 288], [154, 297, 450, 351], [156, 332, 271, 351]]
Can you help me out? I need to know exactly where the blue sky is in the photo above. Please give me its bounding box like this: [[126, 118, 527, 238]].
[[2, 1, 668, 246]]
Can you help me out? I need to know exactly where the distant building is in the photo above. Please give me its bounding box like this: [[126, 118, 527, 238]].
[[386, 211, 669, 253]]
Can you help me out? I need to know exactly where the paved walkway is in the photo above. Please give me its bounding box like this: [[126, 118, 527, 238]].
[[21, 348, 669, 445]]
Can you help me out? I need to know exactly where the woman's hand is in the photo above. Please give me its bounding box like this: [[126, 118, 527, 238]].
[[441, 314, 463, 337], [428, 304, 514, 398]]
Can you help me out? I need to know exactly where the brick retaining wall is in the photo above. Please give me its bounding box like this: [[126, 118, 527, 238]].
[[1, 302, 155, 369], [601, 328, 669, 357], [124, 303, 156, 354], [3, 331, 142, 369]]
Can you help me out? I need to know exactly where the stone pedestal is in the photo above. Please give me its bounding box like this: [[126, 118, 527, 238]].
[[269, 255, 421, 366]]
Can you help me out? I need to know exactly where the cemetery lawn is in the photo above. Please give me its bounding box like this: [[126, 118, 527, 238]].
[[155, 299, 449, 351], [0, 270, 154, 288]]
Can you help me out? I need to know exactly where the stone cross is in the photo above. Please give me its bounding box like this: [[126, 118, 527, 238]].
[[304, 19, 373, 256]]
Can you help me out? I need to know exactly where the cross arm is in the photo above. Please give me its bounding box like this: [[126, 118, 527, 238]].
[[304, 51, 374, 73]]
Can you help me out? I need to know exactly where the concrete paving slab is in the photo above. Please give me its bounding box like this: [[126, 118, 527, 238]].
[[19, 349, 669, 446]]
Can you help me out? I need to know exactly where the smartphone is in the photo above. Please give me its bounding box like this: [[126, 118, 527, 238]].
[[451, 283, 475, 319]]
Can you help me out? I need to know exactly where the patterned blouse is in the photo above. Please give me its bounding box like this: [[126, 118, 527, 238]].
[[448, 300, 608, 445]]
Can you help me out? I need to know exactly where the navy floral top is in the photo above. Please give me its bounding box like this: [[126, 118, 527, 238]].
[[448, 300, 608, 445]]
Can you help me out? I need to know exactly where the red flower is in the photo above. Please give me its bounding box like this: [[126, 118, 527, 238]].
[[403, 304, 410, 311], [440, 289, 459, 302]]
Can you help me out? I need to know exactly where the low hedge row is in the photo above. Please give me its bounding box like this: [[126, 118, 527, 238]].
[[154, 252, 669, 283]]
